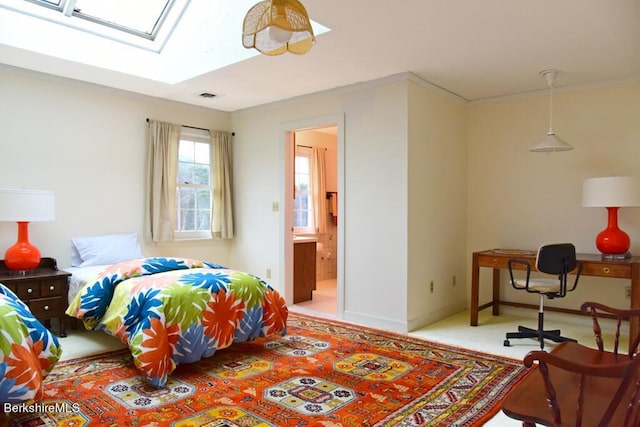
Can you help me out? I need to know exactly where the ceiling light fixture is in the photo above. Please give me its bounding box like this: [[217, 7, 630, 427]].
[[242, 0, 315, 56], [530, 69, 573, 153]]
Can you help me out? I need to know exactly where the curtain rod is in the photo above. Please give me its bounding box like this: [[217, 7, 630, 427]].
[[296, 144, 327, 150], [146, 118, 235, 136]]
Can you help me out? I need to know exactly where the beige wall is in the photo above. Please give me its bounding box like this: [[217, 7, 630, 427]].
[[0, 65, 234, 268], [467, 82, 640, 311], [407, 79, 468, 329]]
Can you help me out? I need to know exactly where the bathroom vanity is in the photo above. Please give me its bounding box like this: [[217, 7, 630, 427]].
[[293, 236, 317, 303]]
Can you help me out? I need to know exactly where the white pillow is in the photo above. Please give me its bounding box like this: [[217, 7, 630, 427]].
[[71, 233, 144, 267]]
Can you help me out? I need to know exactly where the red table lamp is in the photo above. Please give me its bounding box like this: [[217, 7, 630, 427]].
[[583, 176, 640, 260], [0, 189, 55, 271]]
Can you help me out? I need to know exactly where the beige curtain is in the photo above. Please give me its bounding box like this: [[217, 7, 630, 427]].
[[311, 147, 327, 233], [211, 131, 234, 238], [144, 119, 180, 242]]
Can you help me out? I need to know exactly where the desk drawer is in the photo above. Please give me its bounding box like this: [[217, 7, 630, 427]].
[[477, 255, 532, 270], [581, 263, 631, 278]]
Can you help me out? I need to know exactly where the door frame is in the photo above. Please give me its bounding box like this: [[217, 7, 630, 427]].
[[280, 113, 345, 318]]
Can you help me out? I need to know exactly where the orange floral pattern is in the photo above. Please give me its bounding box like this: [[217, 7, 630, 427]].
[[135, 317, 180, 382], [202, 290, 246, 348], [263, 289, 288, 335]]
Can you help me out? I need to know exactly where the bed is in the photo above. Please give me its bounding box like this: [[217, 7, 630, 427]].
[[0, 283, 62, 403], [66, 256, 288, 387]]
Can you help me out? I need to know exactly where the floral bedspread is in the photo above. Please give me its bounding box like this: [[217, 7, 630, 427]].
[[66, 257, 288, 387], [0, 284, 61, 403]]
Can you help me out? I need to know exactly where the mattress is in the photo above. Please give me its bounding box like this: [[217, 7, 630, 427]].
[[64, 265, 109, 303]]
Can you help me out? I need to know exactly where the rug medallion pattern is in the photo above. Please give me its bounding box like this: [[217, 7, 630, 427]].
[[4, 313, 529, 426]]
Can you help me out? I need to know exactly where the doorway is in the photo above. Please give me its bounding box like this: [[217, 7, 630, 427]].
[[280, 114, 344, 319]]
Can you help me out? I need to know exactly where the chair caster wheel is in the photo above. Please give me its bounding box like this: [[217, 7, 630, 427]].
[[504, 340, 511, 347]]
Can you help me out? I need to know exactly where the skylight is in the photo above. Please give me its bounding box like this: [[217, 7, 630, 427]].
[[28, 0, 174, 39], [3, 0, 188, 50]]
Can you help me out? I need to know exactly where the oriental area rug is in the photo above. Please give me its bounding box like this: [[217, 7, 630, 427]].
[[5, 313, 529, 426]]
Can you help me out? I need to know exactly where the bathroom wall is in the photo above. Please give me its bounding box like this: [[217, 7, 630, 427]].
[[316, 212, 338, 281]]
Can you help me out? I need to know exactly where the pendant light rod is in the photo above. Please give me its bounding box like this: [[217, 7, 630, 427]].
[[541, 69, 557, 134], [529, 69, 574, 153]]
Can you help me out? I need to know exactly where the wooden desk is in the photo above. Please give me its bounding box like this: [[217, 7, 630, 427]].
[[470, 249, 640, 344]]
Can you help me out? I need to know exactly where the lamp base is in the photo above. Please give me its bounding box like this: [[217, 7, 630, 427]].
[[595, 207, 631, 256], [4, 221, 42, 271], [601, 252, 632, 261]]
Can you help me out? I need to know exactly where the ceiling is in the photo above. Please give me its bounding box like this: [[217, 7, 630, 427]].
[[1, 0, 639, 112]]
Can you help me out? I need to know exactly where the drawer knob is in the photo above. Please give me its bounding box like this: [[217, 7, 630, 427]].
[[603, 267, 610, 274], [49, 285, 55, 291], [27, 288, 33, 294], [44, 305, 49, 311]]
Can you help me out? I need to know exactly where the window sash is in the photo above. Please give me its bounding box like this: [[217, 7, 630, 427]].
[[293, 147, 314, 233], [175, 127, 212, 239]]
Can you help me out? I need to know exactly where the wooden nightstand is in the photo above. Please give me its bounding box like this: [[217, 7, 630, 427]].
[[0, 257, 71, 337]]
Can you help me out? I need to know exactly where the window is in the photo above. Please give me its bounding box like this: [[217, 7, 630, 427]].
[[14, 0, 188, 48], [293, 146, 314, 233], [176, 127, 211, 239], [25, 0, 176, 39]]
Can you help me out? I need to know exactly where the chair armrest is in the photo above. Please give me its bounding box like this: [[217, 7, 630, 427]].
[[524, 349, 631, 377], [580, 301, 640, 318], [508, 259, 531, 290], [567, 261, 583, 292]]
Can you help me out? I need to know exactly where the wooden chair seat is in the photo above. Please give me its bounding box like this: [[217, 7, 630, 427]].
[[502, 301, 640, 426]]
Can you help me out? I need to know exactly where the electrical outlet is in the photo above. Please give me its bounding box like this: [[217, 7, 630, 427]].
[[626, 286, 631, 299], [266, 268, 272, 279]]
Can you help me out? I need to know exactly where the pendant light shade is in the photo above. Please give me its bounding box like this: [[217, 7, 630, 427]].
[[242, 0, 315, 56], [530, 133, 573, 153], [530, 69, 574, 153]]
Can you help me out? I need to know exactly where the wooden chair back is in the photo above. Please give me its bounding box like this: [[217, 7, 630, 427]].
[[580, 301, 640, 358]]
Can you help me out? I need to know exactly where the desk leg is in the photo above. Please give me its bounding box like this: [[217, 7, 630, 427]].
[[492, 268, 500, 316], [470, 253, 480, 326], [631, 263, 640, 344]]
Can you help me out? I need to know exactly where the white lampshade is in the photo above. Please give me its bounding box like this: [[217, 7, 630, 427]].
[[530, 133, 574, 152], [582, 177, 640, 207], [0, 188, 55, 222]]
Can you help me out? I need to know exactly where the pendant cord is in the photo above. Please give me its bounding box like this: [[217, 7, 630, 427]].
[[548, 83, 554, 134]]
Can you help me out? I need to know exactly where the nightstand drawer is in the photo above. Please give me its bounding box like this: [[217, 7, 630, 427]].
[[29, 297, 64, 317], [41, 279, 64, 297], [15, 280, 41, 299]]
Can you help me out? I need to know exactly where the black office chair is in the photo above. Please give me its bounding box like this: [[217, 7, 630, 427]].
[[504, 243, 583, 349]]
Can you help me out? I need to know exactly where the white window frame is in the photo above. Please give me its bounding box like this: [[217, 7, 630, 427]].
[[293, 146, 314, 234], [9, 0, 189, 50], [175, 127, 212, 240]]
